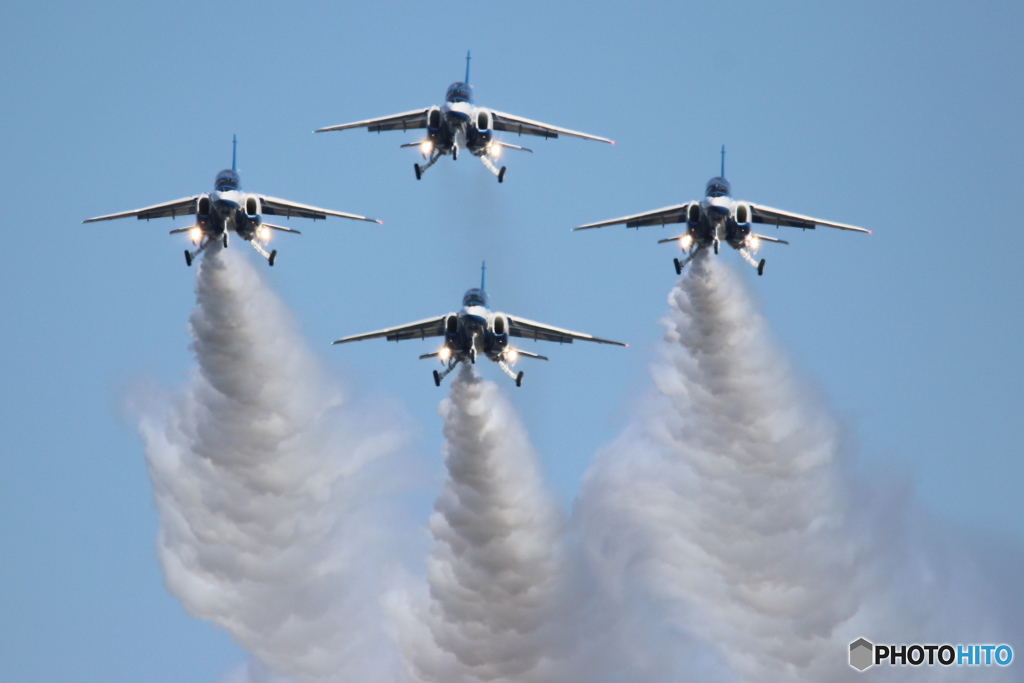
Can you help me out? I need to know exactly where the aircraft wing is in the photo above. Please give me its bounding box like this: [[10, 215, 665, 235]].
[[83, 196, 200, 223], [507, 316, 626, 346], [332, 315, 448, 344], [751, 204, 869, 233], [260, 196, 381, 224], [574, 203, 691, 231], [314, 109, 430, 134], [490, 110, 614, 144]]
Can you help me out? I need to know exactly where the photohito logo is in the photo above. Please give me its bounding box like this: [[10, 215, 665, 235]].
[[849, 638, 1013, 671]]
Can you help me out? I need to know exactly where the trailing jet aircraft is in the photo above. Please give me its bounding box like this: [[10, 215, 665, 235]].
[[332, 263, 626, 387], [574, 147, 869, 276], [315, 52, 613, 183], [83, 137, 381, 266]]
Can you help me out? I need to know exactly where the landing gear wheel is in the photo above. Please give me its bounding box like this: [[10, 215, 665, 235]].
[[414, 163, 422, 180], [269, 250, 277, 267], [673, 258, 682, 275], [757, 259, 765, 276], [184, 250, 193, 267], [515, 371, 524, 387], [433, 370, 441, 387], [498, 167, 506, 183]]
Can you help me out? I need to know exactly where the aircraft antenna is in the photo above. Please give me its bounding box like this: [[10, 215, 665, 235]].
[[720, 144, 725, 177], [481, 260, 486, 290], [232, 135, 238, 172], [465, 51, 471, 84]]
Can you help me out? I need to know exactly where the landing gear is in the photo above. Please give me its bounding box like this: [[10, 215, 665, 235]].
[[433, 358, 461, 386], [414, 149, 442, 180], [673, 247, 702, 275], [249, 237, 276, 266], [479, 153, 506, 182], [497, 359, 524, 386], [738, 247, 765, 276], [185, 236, 214, 267]]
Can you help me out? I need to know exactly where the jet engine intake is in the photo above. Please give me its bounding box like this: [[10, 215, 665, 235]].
[[427, 106, 442, 134], [245, 194, 261, 218], [488, 313, 509, 353], [734, 202, 751, 225], [687, 202, 701, 224]]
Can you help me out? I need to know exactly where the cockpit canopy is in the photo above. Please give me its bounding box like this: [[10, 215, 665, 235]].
[[705, 177, 731, 198], [445, 81, 473, 104], [215, 169, 240, 192], [462, 288, 488, 308]]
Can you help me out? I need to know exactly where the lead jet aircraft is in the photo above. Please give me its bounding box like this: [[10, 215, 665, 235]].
[[84, 137, 381, 267], [574, 147, 869, 276], [332, 263, 626, 387], [314, 52, 613, 183]]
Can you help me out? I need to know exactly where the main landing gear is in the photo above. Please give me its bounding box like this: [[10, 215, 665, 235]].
[[433, 357, 461, 386], [414, 149, 443, 180], [184, 235, 216, 267], [738, 247, 766, 276], [479, 153, 506, 183], [673, 247, 702, 275], [249, 237, 277, 266]]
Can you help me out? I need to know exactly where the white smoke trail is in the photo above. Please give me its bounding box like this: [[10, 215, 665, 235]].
[[392, 365, 570, 683], [137, 246, 412, 683], [573, 252, 1010, 682]]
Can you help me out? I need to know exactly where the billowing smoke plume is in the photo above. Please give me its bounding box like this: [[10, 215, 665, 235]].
[[392, 366, 570, 683], [573, 253, 1010, 682], [138, 246, 412, 683]]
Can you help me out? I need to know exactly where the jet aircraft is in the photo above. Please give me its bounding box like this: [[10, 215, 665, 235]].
[[574, 147, 869, 276], [332, 263, 626, 387], [83, 137, 381, 267], [314, 52, 613, 183]]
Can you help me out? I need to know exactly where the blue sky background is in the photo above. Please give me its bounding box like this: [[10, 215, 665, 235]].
[[1, 1, 1022, 681]]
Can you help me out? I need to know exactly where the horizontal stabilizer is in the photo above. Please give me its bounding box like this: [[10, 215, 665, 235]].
[[752, 233, 789, 245], [512, 348, 548, 361], [494, 141, 533, 153], [262, 223, 302, 235]]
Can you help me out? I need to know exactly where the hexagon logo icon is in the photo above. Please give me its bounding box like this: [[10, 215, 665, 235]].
[[850, 638, 874, 671]]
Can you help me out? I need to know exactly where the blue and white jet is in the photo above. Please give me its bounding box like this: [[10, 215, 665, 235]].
[[332, 263, 625, 387], [315, 52, 613, 183], [574, 147, 870, 276], [84, 137, 381, 267]]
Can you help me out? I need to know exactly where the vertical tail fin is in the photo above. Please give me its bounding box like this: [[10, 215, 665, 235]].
[[465, 51, 471, 84], [720, 144, 725, 178], [481, 260, 486, 291], [232, 135, 238, 172]]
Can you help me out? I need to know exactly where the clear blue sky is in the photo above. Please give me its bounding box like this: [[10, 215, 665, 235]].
[[1, 1, 1022, 681]]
